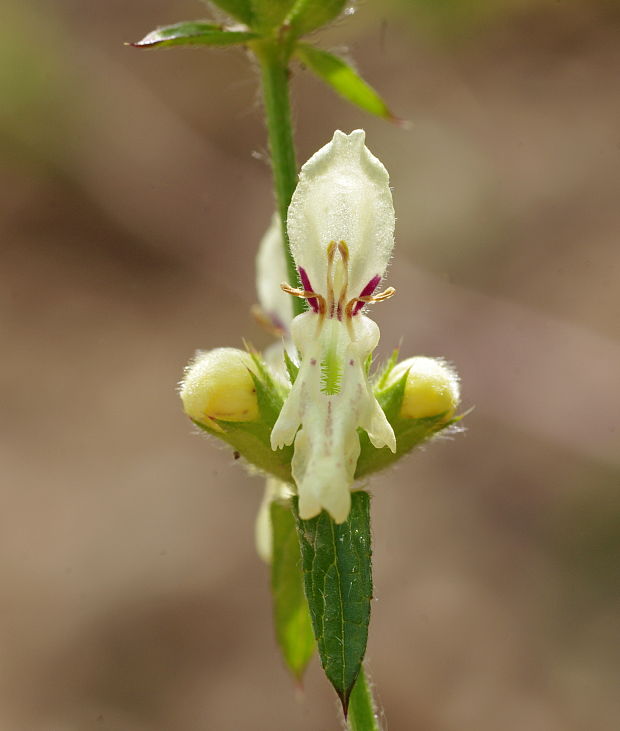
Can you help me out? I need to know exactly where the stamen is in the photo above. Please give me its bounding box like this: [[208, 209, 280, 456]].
[[344, 286, 396, 319], [250, 304, 287, 337], [336, 241, 349, 320], [326, 241, 337, 318], [299, 267, 319, 313], [352, 275, 381, 315], [281, 282, 326, 315]]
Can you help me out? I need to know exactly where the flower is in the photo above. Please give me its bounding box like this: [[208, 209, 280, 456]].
[[179, 348, 260, 430], [387, 356, 460, 420], [271, 130, 396, 523], [252, 213, 293, 338]]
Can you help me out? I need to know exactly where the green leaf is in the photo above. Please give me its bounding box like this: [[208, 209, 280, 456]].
[[286, 0, 347, 37], [209, 0, 254, 26], [271, 501, 315, 680], [295, 43, 396, 120], [130, 22, 259, 49], [250, 0, 296, 32], [294, 491, 373, 714]]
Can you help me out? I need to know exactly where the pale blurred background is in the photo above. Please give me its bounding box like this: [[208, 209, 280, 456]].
[[1, 1, 619, 729]]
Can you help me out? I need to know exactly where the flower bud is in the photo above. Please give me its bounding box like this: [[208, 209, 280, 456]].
[[388, 356, 460, 420], [179, 348, 259, 430]]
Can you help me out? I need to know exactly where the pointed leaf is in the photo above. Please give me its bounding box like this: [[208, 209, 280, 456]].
[[210, 0, 254, 26], [130, 22, 259, 49], [271, 501, 315, 680], [295, 44, 396, 120], [294, 491, 373, 713], [286, 0, 347, 37]]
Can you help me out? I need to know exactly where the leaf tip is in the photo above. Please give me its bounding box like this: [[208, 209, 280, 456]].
[[339, 689, 351, 719]]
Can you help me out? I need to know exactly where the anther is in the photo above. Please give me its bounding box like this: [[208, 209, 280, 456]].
[[281, 282, 326, 315], [345, 287, 396, 319]]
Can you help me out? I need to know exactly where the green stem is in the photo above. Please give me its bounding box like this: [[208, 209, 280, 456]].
[[348, 667, 381, 731], [348, 668, 382, 731], [255, 40, 304, 316]]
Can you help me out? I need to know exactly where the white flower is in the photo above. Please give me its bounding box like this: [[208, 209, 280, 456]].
[[271, 130, 396, 523], [254, 213, 293, 337]]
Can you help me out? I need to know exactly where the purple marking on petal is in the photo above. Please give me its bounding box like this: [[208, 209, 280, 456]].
[[298, 267, 319, 313], [353, 275, 381, 315]]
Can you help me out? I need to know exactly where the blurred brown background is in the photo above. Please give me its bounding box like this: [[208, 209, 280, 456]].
[[1, 1, 619, 729]]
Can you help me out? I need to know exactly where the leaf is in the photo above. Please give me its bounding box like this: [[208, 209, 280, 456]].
[[271, 501, 315, 680], [294, 491, 373, 714], [295, 43, 396, 121], [209, 0, 254, 26], [130, 22, 259, 49], [250, 0, 297, 32], [286, 0, 347, 37]]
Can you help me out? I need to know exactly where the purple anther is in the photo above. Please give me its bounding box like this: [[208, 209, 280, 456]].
[[298, 267, 319, 313], [352, 275, 381, 315]]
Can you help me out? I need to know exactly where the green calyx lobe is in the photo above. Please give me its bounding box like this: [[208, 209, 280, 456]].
[[189, 347, 459, 485]]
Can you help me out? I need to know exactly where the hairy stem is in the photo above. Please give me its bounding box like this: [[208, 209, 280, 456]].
[[348, 668, 382, 731], [255, 41, 304, 316]]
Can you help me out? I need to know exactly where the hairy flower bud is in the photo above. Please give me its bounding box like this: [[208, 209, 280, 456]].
[[388, 357, 460, 420], [179, 348, 259, 430]]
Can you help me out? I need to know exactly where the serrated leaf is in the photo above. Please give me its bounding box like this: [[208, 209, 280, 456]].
[[130, 22, 259, 49], [295, 43, 395, 120], [294, 491, 372, 714], [286, 0, 347, 37], [209, 0, 254, 26], [271, 501, 315, 680]]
